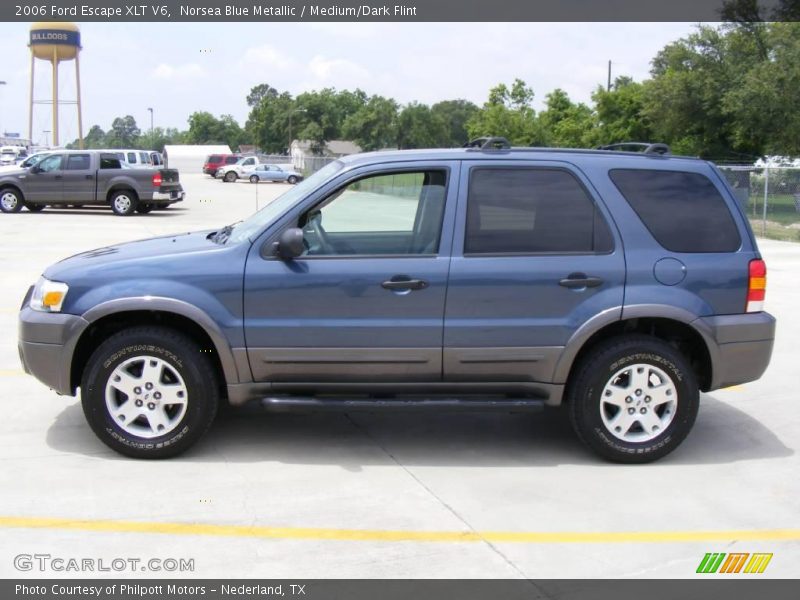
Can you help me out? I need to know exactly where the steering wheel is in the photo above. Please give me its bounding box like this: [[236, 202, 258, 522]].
[[302, 212, 336, 255]]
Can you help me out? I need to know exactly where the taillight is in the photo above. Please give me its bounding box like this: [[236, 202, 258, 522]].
[[746, 259, 767, 313], [152, 172, 162, 187]]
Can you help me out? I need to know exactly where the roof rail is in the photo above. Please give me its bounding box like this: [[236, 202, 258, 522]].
[[597, 142, 670, 155], [464, 137, 512, 151]]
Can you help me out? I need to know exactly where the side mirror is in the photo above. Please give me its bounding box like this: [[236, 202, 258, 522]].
[[274, 228, 305, 260], [29, 165, 42, 174]]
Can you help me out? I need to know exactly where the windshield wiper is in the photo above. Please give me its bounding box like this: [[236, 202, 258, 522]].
[[212, 221, 242, 244]]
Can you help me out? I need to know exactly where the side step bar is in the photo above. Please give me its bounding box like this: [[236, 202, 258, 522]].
[[259, 396, 545, 413]]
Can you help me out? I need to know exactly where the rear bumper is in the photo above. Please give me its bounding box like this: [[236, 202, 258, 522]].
[[694, 312, 776, 390], [18, 305, 88, 396], [150, 189, 184, 204]]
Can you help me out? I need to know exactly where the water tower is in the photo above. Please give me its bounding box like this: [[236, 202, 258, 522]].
[[28, 22, 83, 148]]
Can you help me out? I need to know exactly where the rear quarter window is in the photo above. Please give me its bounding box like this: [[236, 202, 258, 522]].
[[609, 169, 741, 253], [207, 155, 221, 163]]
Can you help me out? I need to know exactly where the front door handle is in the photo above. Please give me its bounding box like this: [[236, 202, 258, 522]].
[[54, 175, 62, 180], [381, 277, 429, 291], [559, 273, 604, 289], [85, 175, 94, 179]]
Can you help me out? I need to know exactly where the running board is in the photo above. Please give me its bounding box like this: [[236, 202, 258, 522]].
[[259, 396, 545, 413]]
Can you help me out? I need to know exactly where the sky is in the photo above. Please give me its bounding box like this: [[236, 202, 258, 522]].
[[0, 21, 699, 146]]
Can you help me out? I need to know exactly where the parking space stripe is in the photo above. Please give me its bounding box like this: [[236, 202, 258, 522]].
[[1, 516, 799, 544], [0, 369, 25, 377]]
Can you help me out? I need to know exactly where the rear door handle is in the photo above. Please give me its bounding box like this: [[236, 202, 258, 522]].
[[559, 273, 604, 289], [54, 175, 62, 180], [85, 175, 94, 179], [381, 277, 429, 291]]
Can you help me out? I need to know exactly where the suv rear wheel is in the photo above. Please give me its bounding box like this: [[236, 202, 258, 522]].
[[81, 326, 219, 458], [567, 335, 699, 463]]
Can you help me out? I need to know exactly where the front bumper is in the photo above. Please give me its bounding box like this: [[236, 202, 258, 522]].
[[694, 312, 776, 390], [18, 305, 89, 396]]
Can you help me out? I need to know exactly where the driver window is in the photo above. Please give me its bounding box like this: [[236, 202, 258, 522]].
[[300, 170, 447, 256], [37, 155, 63, 173]]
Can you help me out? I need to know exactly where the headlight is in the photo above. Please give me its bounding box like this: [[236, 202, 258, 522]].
[[30, 277, 69, 312]]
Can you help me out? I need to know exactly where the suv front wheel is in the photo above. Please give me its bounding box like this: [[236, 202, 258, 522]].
[[81, 326, 219, 458], [567, 335, 699, 463]]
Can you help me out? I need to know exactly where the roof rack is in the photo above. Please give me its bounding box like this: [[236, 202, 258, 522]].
[[464, 137, 512, 151], [596, 142, 671, 155]]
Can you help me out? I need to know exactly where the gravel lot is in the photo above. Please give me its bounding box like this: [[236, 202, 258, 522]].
[[0, 173, 798, 578]]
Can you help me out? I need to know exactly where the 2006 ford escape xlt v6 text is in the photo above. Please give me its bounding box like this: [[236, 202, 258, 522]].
[[17, 139, 776, 463]]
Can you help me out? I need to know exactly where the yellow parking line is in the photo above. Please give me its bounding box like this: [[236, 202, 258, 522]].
[[0, 369, 25, 377], [1, 516, 798, 544]]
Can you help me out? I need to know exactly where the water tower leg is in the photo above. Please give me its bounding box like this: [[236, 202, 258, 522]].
[[28, 54, 34, 145], [75, 54, 83, 149], [52, 47, 58, 147]]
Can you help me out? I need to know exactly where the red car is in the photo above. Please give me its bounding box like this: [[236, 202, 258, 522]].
[[203, 154, 241, 176]]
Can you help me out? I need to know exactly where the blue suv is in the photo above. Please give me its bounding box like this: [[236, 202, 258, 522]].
[[17, 139, 776, 462]]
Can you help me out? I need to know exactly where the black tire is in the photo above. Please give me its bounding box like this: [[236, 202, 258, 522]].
[[80, 326, 219, 459], [224, 171, 237, 183], [25, 203, 45, 212], [136, 203, 153, 214], [567, 334, 699, 464], [0, 188, 23, 213], [287, 175, 298, 184], [110, 190, 138, 216], [249, 175, 259, 184]]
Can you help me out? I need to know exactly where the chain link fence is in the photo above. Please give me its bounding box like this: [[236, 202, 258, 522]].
[[718, 165, 800, 242]]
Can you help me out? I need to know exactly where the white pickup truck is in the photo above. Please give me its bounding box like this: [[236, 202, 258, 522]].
[[216, 156, 261, 182]]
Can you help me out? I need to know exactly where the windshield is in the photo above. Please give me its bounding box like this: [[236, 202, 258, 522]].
[[226, 160, 344, 244]]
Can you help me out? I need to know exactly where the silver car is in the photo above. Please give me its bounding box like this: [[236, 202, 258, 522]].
[[248, 163, 303, 184]]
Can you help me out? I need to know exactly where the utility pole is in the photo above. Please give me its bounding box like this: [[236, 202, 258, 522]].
[[147, 107, 154, 149], [607, 60, 612, 91]]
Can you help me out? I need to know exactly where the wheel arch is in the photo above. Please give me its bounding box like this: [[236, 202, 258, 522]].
[[555, 306, 716, 394], [71, 300, 245, 396], [106, 186, 139, 203], [0, 184, 25, 202]]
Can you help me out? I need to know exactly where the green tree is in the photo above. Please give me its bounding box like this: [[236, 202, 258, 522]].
[[246, 83, 280, 108], [430, 99, 479, 147], [588, 78, 651, 147], [466, 79, 544, 145], [186, 112, 246, 149], [342, 95, 399, 151], [723, 22, 800, 156], [105, 115, 140, 148], [538, 88, 595, 148], [396, 103, 446, 149]]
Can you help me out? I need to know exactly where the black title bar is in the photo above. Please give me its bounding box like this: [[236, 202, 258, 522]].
[[3, 0, 794, 22]]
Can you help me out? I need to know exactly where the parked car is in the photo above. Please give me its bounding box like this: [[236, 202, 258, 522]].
[[0, 151, 51, 173], [0, 150, 184, 215], [203, 154, 241, 176], [248, 164, 303, 184], [216, 155, 261, 182], [17, 139, 775, 461], [0, 146, 24, 166]]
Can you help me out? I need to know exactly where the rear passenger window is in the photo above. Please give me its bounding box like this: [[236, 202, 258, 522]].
[[609, 169, 741, 253], [65, 154, 90, 170], [225, 156, 239, 164], [99, 156, 122, 169], [127, 152, 136, 163], [465, 168, 613, 254]]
